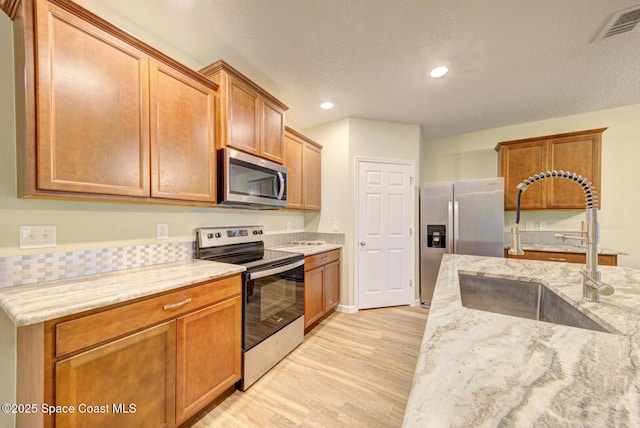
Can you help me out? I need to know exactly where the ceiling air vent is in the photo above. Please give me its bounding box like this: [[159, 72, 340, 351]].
[[594, 4, 640, 40]]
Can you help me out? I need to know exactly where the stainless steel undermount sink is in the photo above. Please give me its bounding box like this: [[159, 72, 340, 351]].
[[458, 272, 610, 333]]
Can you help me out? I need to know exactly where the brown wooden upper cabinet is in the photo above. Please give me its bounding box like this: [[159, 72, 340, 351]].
[[150, 60, 216, 202], [200, 60, 288, 164], [284, 127, 322, 210], [13, 0, 217, 204], [496, 128, 605, 210]]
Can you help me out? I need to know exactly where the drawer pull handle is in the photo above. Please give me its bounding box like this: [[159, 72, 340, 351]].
[[163, 298, 192, 310], [548, 257, 567, 262], [322, 257, 328, 261]]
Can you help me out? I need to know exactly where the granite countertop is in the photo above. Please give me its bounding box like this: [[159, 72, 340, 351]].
[[271, 243, 343, 256], [0, 259, 245, 327], [504, 243, 627, 256], [403, 254, 640, 426]]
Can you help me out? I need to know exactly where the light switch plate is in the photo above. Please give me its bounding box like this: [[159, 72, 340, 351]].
[[332, 220, 340, 232], [156, 224, 169, 240], [19, 225, 57, 249]]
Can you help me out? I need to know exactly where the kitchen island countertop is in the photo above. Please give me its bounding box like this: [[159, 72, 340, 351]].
[[403, 254, 640, 426], [0, 259, 245, 326]]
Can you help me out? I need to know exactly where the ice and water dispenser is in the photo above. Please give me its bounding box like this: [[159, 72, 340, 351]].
[[426, 225, 446, 249]]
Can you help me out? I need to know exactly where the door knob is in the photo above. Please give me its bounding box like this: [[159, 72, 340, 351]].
[[360, 241, 366, 246]]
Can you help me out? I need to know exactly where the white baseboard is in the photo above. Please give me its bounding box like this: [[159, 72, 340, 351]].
[[336, 304, 358, 314]]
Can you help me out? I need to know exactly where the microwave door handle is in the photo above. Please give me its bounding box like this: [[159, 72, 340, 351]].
[[248, 259, 305, 280], [276, 171, 285, 200]]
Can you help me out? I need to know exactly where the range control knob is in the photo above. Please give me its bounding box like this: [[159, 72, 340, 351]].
[[207, 233, 214, 239], [253, 230, 258, 235], [215, 232, 222, 238]]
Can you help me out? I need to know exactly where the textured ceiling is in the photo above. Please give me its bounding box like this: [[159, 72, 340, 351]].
[[76, 0, 640, 139]]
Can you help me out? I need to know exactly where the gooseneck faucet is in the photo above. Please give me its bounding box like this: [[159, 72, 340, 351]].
[[508, 170, 614, 302]]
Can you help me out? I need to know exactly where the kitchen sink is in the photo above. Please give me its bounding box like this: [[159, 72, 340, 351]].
[[458, 272, 610, 333]]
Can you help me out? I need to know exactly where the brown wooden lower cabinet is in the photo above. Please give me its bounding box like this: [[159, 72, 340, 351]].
[[175, 296, 241, 424], [17, 274, 242, 428], [304, 249, 341, 331], [55, 321, 177, 428], [304, 267, 325, 328], [323, 261, 340, 312], [504, 249, 617, 266]]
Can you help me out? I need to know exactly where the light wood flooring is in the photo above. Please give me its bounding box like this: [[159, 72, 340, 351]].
[[189, 305, 429, 428]]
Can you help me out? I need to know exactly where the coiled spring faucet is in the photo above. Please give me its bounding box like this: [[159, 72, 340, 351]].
[[508, 170, 614, 302]]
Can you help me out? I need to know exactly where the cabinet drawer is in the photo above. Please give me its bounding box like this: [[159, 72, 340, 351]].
[[55, 274, 241, 357], [305, 249, 340, 271], [505, 250, 617, 266]]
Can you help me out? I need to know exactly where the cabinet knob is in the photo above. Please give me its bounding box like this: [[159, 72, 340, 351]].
[[360, 241, 366, 246]]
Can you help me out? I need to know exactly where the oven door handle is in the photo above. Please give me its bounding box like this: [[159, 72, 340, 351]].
[[248, 259, 305, 280]]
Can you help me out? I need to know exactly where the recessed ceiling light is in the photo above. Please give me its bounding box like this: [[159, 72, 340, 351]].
[[320, 102, 334, 110], [429, 65, 449, 78]]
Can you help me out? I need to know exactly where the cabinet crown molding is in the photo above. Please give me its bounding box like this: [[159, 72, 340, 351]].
[[201, 59, 288, 111], [285, 125, 323, 149], [41, 0, 217, 91], [494, 127, 608, 152], [1, 0, 21, 19]]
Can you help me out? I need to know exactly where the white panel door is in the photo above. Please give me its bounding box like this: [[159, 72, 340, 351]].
[[357, 160, 413, 309]]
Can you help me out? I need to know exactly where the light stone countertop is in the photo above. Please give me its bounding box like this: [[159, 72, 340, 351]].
[[505, 243, 628, 256], [403, 254, 640, 427], [271, 243, 343, 256], [0, 260, 245, 326]]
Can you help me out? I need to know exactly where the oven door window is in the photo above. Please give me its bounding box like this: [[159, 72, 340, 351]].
[[244, 264, 304, 350]]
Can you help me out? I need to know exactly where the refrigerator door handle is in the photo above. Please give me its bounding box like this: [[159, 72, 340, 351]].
[[447, 201, 454, 254], [453, 200, 460, 254]]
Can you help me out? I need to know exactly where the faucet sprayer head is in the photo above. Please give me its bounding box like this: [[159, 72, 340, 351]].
[[516, 170, 598, 209]]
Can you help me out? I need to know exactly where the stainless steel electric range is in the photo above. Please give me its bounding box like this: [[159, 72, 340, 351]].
[[195, 226, 304, 390]]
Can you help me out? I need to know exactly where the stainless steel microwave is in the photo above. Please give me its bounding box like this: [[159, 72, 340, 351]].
[[218, 148, 288, 209]]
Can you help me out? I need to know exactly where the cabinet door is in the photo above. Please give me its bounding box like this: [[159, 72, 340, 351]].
[[261, 98, 285, 163], [323, 260, 340, 313], [176, 296, 242, 424], [500, 141, 547, 210], [548, 134, 601, 209], [55, 321, 176, 428], [304, 267, 325, 329], [284, 132, 304, 209], [303, 142, 322, 210], [227, 75, 261, 156], [150, 60, 216, 202], [35, 0, 150, 197]]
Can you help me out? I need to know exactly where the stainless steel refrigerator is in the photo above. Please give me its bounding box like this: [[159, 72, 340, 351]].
[[419, 178, 504, 306]]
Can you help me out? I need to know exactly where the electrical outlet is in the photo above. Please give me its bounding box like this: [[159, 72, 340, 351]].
[[525, 221, 534, 231], [19, 225, 57, 249], [156, 223, 169, 240], [286, 222, 291, 231], [332, 220, 340, 232], [539, 222, 547, 230]]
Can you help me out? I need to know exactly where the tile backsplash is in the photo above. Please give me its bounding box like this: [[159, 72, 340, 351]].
[[503, 230, 583, 247], [0, 242, 194, 289], [0, 232, 345, 289]]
